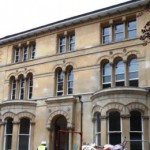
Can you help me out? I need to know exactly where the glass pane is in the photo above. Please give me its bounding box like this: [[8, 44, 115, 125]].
[[103, 63, 111, 75], [60, 37, 65, 45], [129, 80, 138, 87], [129, 72, 138, 79], [128, 20, 136, 30], [68, 69, 73, 80], [103, 36, 110, 44], [128, 30, 136, 39], [5, 135, 12, 150], [103, 83, 111, 89], [6, 119, 13, 134], [18, 136, 29, 150], [68, 88, 73, 94], [116, 74, 124, 80], [60, 45, 65, 53], [130, 111, 142, 131], [115, 33, 124, 41], [109, 133, 121, 145], [115, 23, 123, 32], [129, 58, 138, 72], [116, 61, 124, 74], [20, 119, 30, 134], [70, 43, 75, 50], [103, 26, 110, 35], [96, 113, 101, 132], [109, 111, 120, 131], [103, 76, 111, 83], [57, 91, 63, 96], [58, 84, 63, 91], [68, 82, 73, 88], [130, 133, 142, 150]]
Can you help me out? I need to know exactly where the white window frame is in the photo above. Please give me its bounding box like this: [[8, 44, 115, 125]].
[[28, 76, 33, 99], [11, 79, 16, 100], [57, 70, 64, 96], [69, 34, 75, 51], [22, 46, 28, 61], [128, 19, 137, 39], [30, 44, 36, 59], [14, 48, 20, 63], [102, 26, 112, 44], [67, 68, 73, 95], [19, 77, 25, 100]]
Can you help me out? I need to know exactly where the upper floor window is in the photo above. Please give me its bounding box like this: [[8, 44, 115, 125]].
[[58, 33, 75, 53], [128, 57, 138, 87], [102, 62, 111, 88], [102, 18, 136, 44], [9, 73, 33, 100], [55, 66, 74, 96], [115, 23, 124, 41], [128, 19, 137, 39], [102, 26, 111, 44], [115, 59, 125, 86], [108, 111, 121, 145], [13, 42, 36, 63]]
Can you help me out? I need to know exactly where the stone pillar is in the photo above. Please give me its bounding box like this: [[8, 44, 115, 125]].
[[30, 121, 35, 150], [101, 116, 107, 145], [123, 60, 128, 86], [68, 128, 73, 150], [121, 115, 130, 150], [0, 122, 5, 150], [110, 63, 115, 87], [11, 121, 19, 150]]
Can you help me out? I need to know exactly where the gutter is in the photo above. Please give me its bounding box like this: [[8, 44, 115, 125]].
[[0, 0, 149, 45]]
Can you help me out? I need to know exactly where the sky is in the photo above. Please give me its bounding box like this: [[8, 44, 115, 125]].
[[0, 0, 129, 38]]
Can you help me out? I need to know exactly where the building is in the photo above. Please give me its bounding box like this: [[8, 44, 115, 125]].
[[0, 0, 150, 150]]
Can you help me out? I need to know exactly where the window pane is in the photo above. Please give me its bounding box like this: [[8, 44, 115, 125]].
[[115, 33, 124, 41], [115, 23, 124, 32], [5, 135, 12, 150], [103, 76, 111, 83], [20, 119, 30, 134], [116, 74, 124, 81], [128, 30, 136, 39], [109, 133, 121, 145], [18, 136, 29, 150], [130, 111, 142, 131], [115, 23, 124, 41], [69, 35, 75, 51], [102, 26, 111, 43], [129, 72, 138, 79], [130, 133, 142, 150], [115, 60, 124, 82], [6, 119, 13, 134], [128, 20, 136, 39], [109, 111, 120, 131]]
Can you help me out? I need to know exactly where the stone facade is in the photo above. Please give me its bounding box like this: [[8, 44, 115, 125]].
[[0, 0, 150, 150]]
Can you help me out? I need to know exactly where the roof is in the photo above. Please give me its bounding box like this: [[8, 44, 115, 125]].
[[0, 0, 149, 45]]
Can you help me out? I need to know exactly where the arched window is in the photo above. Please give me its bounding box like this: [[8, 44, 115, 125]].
[[18, 118, 31, 150], [102, 62, 111, 88], [94, 112, 101, 146], [4, 118, 13, 150], [115, 59, 125, 86], [18, 75, 25, 100], [130, 110, 143, 150], [128, 57, 138, 87], [108, 111, 121, 145], [56, 68, 64, 96], [67, 67, 73, 94], [27, 73, 33, 99], [10, 76, 16, 100]]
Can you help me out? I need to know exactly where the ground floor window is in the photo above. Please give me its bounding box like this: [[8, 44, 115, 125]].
[[18, 118, 31, 150]]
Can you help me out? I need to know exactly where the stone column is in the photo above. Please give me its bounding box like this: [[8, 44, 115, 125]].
[[123, 60, 128, 86], [121, 115, 130, 150], [110, 63, 115, 87], [68, 128, 73, 150], [0, 122, 5, 150], [101, 116, 107, 145], [30, 121, 35, 150], [11, 121, 19, 150]]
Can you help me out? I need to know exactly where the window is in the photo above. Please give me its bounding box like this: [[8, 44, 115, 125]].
[[102, 62, 111, 88], [102, 26, 111, 44], [108, 111, 121, 145], [115, 23, 124, 41], [27, 74, 33, 99], [58, 33, 75, 53], [14, 47, 20, 63], [4, 118, 13, 150], [102, 18, 136, 44], [130, 111, 143, 150], [115, 59, 125, 86], [55, 66, 74, 96], [128, 57, 138, 87], [56, 69, 64, 96], [19, 76, 25, 100], [13, 42, 36, 63], [18, 118, 30, 150], [9, 73, 33, 100], [67, 67, 73, 94], [94, 112, 101, 146], [10, 77, 16, 100], [128, 19, 137, 39]]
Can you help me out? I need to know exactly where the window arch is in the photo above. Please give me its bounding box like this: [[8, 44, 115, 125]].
[[130, 110, 143, 150], [4, 118, 13, 150], [128, 56, 138, 87], [66, 66, 73, 95], [18, 118, 31, 150], [102, 61, 111, 88], [108, 111, 121, 145], [94, 112, 101, 146], [115, 58, 125, 86]]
